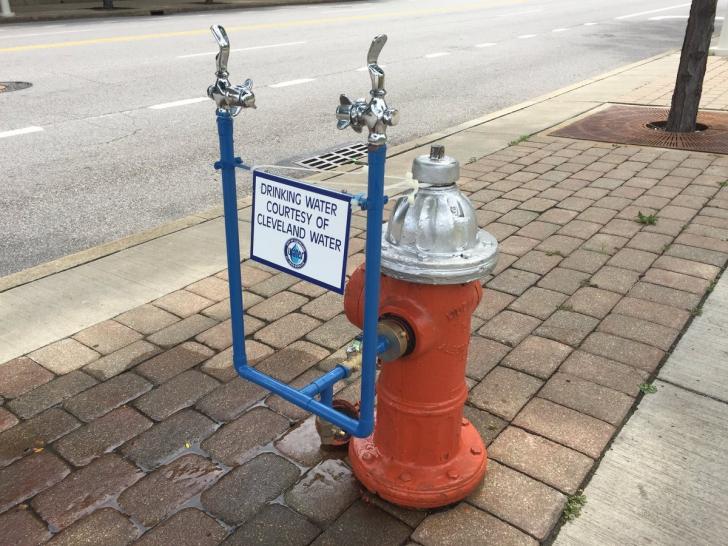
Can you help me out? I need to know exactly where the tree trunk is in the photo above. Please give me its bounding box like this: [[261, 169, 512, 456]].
[[666, 0, 718, 132]]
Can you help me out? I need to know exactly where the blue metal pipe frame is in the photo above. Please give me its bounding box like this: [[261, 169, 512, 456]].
[[215, 110, 387, 438]]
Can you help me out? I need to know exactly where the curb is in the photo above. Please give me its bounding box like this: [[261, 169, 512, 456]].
[[0, 0, 340, 24], [0, 48, 677, 293]]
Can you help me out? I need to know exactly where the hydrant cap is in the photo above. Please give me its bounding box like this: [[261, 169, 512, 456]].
[[411, 145, 460, 186], [381, 146, 499, 285]]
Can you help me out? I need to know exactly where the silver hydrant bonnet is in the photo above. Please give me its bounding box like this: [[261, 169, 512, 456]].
[[380, 145, 499, 284]]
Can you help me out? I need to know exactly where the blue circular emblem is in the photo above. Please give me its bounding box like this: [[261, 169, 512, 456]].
[[284, 238, 307, 269]]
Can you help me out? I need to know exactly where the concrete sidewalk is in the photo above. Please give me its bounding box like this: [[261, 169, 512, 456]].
[[0, 0, 338, 23], [555, 275, 728, 545], [1, 50, 728, 545]]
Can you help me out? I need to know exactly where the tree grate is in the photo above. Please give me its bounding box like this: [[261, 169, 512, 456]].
[[551, 104, 728, 155], [296, 143, 369, 171]]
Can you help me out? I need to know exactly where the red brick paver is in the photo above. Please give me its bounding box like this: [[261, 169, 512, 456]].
[[32, 454, 142, 530]]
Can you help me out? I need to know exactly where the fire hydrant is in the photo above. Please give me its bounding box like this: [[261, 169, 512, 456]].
[[344, 145, 498, 509]]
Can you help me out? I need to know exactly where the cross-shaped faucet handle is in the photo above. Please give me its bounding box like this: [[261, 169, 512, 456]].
[[336, 34, 399, 146]]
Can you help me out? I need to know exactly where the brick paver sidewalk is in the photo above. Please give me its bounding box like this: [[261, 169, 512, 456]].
[[2, 129, 726, 545], [618, 55, 728, 109]]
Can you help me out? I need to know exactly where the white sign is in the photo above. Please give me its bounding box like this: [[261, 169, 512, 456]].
[[250, 171, 352, 294]]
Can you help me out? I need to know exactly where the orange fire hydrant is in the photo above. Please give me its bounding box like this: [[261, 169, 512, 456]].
[[344, 145, 499, 509]]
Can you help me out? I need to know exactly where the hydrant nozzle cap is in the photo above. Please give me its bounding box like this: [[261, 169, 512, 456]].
[[412, 144, 459, 186]]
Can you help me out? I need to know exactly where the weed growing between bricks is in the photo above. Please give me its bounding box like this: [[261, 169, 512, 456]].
[[561, 491, 587, 522]]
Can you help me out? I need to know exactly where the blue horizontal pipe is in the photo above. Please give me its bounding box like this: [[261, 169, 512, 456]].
[[298, 333, 391, 398], [238, 366, 360, 431], [216, 110, 387, 438], [299, 366, 349, 398]]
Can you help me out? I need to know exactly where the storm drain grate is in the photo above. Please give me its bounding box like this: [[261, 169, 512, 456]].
[[296, 142, 368, 171], [0, 82, 32, 94], [551, 104, 728, 155]]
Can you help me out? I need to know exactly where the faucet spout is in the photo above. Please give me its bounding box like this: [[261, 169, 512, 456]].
[[207, 25, 256, 116]]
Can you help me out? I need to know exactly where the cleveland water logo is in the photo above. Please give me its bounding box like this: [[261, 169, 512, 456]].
[[284, 238, 307, 269]]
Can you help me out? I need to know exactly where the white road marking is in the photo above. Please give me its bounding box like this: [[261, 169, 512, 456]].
[[424, 52, 450, 58], [649, 15, 723, 20], [552, 28, 569, 32], [0, 126, 43, 139], [177, 41, 307, 59], [584, 22, 598, 26], [517, 34, 537, 39], [616, 3, 690, 20], [356, 64, 386, 71], [649, 15, 688, 20], [148, 97, 207, 109], [269, 78, 316, 88], [475, 43, 497, 48]]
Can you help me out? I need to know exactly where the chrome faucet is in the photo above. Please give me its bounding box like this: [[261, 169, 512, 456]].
[[336, 34, 399, 146], [207, 25, 256, 116]]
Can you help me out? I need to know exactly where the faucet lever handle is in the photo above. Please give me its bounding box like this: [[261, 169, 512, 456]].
[[211, 24, 230, 76], [367, 34, 387, 65], [367, 34, 387, 95]]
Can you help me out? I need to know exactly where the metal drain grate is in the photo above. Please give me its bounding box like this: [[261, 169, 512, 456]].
[[297, 142, 368, 171], [551, 104, 728, 155], [0, 82, 32, 94]]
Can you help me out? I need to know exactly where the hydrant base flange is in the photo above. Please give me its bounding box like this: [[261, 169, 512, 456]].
[[348, 418, 487, 510]]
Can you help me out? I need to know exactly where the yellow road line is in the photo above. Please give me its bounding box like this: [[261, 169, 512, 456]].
[[0, 0, 526, 53]]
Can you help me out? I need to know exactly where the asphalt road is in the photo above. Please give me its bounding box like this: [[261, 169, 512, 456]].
[[0, 0, 720, 276]]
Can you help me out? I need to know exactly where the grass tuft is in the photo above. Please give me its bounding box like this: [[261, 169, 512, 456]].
[[636, 211, 658, 225], [562, 492, 587, 522], [639, 383, 658, 394], [508, 134, 530, 146]]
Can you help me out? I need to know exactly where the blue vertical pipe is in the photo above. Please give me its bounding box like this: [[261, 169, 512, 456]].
[[321, 385, 333, 407], [216, 111, 248, 368], [355, 144, 387, 438]]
